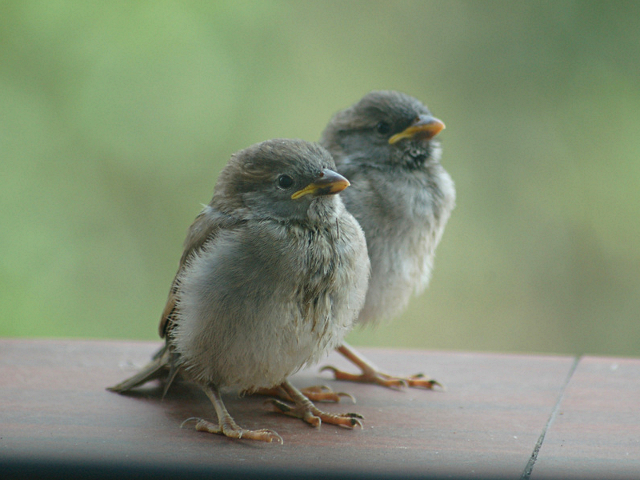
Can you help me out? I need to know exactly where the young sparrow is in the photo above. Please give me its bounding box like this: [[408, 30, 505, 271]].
[[320, 91, 455, 389], [108, 139, 370, 443]]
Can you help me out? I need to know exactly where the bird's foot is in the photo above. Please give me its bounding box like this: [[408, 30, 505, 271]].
[[301, 385, 357, 403], [329, 343, 444, 390], [252, 384, 355, 403], [266, 399, 363, 429], [321, 365, 442, 390], [181, 417, 283, 444], [265, 381, 363, 429]]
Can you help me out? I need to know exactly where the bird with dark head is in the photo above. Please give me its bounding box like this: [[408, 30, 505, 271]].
[[108, 139, 370, 443], [319, 91, 456, 389]]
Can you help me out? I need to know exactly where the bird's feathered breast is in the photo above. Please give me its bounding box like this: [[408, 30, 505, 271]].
[[167, 203, 368, 389]]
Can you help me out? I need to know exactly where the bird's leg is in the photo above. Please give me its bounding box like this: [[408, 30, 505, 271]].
[[321, 342, 442, 390], [183, 385, 283, 444], [266, 380, 363, 429], [251, 385, 355, 403]]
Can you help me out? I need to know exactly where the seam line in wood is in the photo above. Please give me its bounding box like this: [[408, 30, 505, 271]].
[[520, 355, 581, 480]]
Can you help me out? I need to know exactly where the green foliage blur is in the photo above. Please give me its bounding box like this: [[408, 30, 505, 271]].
[[2, 1, 639, 356]]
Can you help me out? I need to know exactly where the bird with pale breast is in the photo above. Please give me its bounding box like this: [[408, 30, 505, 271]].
[[108, 139, 370, 443], [318, 90, 456, 389]]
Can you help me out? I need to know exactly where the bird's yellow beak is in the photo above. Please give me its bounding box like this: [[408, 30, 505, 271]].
[[389, 115, 445, 145], [291, 169, 350, 200]]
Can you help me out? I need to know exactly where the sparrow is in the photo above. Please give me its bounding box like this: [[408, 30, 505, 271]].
[[318, 90, 456, 389], [108, 139, 370, 443]]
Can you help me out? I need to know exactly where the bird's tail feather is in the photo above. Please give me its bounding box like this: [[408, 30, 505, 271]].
[[107, 344, 176, 393]]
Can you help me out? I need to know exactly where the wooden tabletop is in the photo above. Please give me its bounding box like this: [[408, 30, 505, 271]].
[[1, 339, 638, 479]]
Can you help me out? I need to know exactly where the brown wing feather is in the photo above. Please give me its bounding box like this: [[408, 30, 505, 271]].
[[158, 209, 223, 338]]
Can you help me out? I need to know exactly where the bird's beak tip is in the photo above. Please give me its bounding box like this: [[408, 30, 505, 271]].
[[291, 169, 350, 200], [389, 116, 445, 145]]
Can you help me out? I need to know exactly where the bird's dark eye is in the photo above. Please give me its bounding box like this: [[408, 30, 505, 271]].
[[277, 174, 294, 189], [376, 121, 392, 135]]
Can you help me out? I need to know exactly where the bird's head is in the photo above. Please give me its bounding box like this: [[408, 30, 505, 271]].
[[213, 139, 350, 222], [320, 90, 445, 170]]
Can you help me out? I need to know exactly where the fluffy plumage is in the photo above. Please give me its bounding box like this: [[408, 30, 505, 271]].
[[109, 139, 369, 442], [319, 91, 455, 388]]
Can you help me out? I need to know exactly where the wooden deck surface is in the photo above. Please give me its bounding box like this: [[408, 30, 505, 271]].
[[1, 339, 638, 479]]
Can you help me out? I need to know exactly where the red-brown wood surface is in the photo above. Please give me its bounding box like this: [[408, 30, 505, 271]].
[[1, 339, 636, 478], [531, 356, 640, 480]]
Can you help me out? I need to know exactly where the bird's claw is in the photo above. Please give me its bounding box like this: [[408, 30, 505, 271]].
[[405, 373, 444, 390], [180, 416, 202, 428], [265, 398, 363, 429], [181, 416, 283, 444], [301, 384, 356, 403], [252, 384, 355, 403], [321, 365, 442, 390]]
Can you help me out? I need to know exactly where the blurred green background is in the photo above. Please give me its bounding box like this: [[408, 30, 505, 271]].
[[2, 1, 639, 357]]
